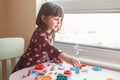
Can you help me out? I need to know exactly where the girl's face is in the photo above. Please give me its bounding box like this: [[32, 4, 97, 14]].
[[42, 15, 62, 33]]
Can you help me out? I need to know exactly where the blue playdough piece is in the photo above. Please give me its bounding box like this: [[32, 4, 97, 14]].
[[56, 73, 67, 80], [59, 64, 63, 66], [31, 69, 45, 75], [75, 66, 80, 74], [54, 63, 63, 67], [92, 66, 102, 71], [70, 66, 80, 74], [70, 67, 76, 71], [57, 73, 65, 76], [83, 78, 87, 80]]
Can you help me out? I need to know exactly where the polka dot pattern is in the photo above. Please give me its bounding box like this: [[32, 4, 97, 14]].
[[12, 27, 62, 73]]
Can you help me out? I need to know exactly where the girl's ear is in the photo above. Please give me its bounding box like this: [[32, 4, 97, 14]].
[[41, 15, 46, 23]]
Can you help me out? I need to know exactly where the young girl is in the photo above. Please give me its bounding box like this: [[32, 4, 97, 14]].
[[12, 1, 81, 73]]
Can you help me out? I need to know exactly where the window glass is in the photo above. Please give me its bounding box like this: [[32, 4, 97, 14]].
[[55, 13, 120, 49]]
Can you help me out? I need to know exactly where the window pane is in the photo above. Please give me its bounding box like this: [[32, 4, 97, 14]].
[[55, 13, 120, 49]]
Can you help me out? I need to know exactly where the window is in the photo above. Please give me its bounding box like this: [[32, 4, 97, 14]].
[[43, 0, 120, 50], [54, 13, 120, 71], [55, 13, 120, 50]]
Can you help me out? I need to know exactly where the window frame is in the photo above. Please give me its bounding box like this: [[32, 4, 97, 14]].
[[45, 0, 120, 13]]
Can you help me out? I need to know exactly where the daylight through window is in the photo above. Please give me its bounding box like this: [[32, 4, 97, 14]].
[[55, 13, 120, 49]]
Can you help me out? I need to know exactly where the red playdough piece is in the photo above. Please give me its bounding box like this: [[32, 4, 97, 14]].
[[80, 64, 86, 69], [35, 64, 45, 70], [64, 70, 72, 75]]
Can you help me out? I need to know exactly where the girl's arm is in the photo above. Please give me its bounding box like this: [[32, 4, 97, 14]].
[[58, 52, 81, 67]]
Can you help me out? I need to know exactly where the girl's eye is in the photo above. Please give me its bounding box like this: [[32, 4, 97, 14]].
[[54, 18, 59, 21], [53, 17, 62, 21]]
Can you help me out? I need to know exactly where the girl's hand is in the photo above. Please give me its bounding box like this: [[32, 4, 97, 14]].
[[58, 53, 81, 67], [65, 56, 81, 67]]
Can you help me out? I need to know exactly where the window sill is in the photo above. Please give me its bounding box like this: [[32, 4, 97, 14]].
[[79, 57, 120, 72]]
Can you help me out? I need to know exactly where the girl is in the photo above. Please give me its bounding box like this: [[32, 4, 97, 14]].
[[12, 1, 81, 73]]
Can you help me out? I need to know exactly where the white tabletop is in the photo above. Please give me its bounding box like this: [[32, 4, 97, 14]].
[[9, 62, 120, 80]]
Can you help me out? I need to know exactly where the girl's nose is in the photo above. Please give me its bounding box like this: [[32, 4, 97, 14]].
[[57, 19, 61, 24]]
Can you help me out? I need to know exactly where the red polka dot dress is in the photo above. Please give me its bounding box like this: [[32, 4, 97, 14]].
[[12, 27, 62, 73]]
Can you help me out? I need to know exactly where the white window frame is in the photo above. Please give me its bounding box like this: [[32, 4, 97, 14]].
[[37, 0, 120, 71], [46, 0, 120, 13]]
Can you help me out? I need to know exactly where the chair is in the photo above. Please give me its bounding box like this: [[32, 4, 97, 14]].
[[0, 37, 24, 80]]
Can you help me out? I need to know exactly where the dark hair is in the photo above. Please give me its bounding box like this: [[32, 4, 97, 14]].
[[36, 2, 64, 31]]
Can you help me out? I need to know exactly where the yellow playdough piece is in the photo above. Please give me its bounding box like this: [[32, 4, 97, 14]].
[[36, 75, 52, 80], [107, 78, 115, 80]]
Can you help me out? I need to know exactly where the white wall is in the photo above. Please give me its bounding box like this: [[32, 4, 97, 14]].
[[36, 0, 44, 15]]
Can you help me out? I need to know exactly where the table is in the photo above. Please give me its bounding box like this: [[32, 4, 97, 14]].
[[9, 62, 120, 80]]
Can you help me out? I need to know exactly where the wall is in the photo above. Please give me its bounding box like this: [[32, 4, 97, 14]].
[[0, 0, 36, 79], [0, 0, 36, 49], [0, 0, 5, 37]]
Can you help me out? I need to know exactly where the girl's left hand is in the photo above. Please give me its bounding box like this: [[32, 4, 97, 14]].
[[58, 52, 81, 67], [65, 56, 81, 67]]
